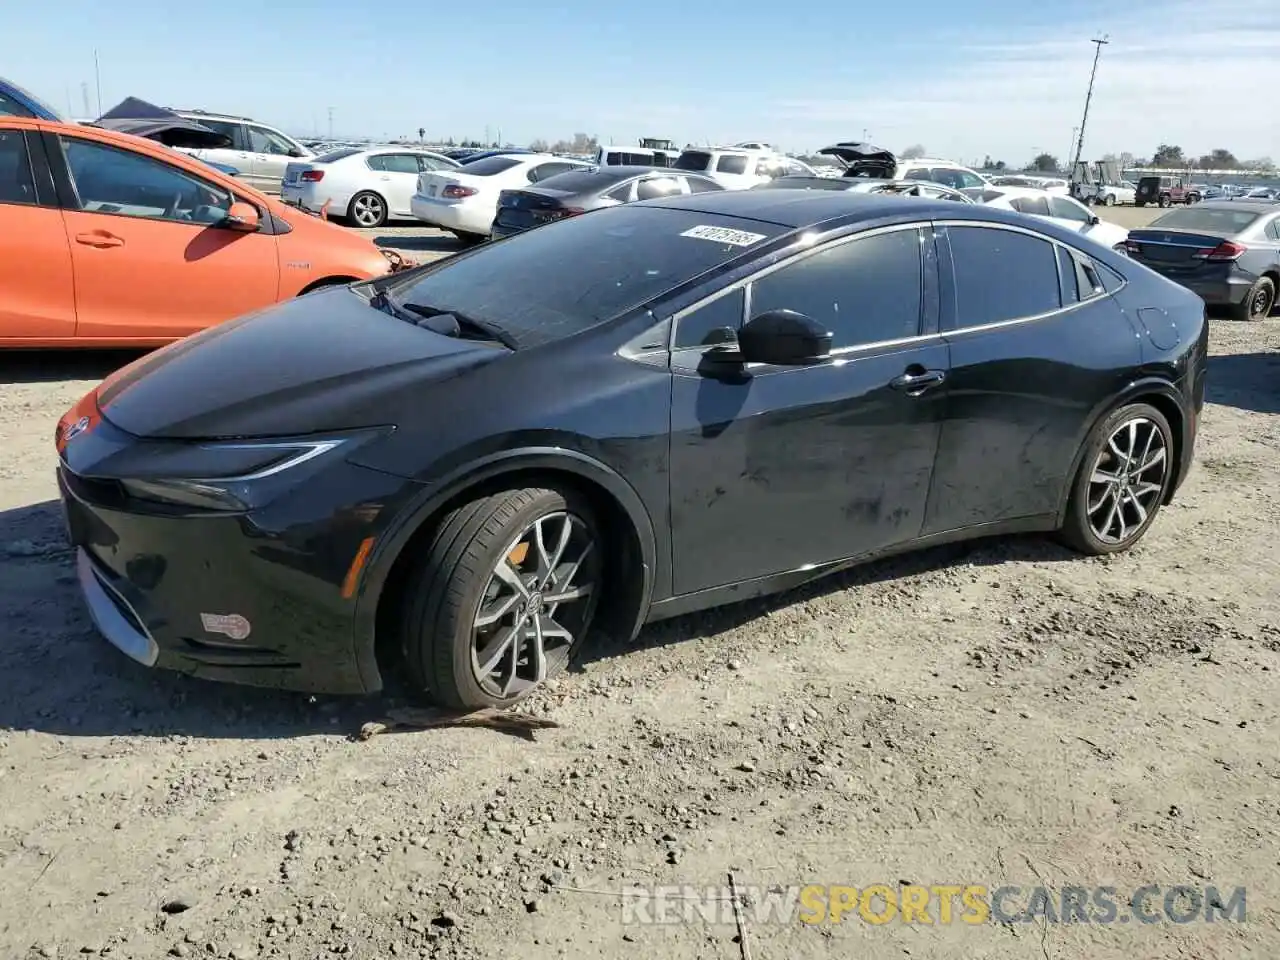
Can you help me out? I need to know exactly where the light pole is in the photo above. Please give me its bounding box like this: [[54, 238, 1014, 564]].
[[1071, 35, 1109, 176]]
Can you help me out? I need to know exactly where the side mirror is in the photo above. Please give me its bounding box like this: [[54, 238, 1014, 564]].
[[287, 148, 305, 158], [737, 309, 832, 365], [1088, 214, 1101, 225], [222, 201, 261, 232]]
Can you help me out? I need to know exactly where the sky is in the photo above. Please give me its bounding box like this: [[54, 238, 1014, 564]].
[[7, 0, 1278, 165]]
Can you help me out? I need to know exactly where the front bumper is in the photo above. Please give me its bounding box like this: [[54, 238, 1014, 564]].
[[58, 454, 411, 695]]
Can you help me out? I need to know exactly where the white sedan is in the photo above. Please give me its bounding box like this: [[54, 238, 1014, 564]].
[[280, 147, 462, 227], [981, 186, 1129, 252], [411, 153, 593, 241]]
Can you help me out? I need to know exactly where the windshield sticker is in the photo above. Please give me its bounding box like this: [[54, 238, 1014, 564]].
[[680, 225, 767, 247]]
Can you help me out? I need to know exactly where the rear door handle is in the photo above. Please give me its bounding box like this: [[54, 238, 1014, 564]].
[[74, 232, 124, 248], [890, 367, 946, 395]]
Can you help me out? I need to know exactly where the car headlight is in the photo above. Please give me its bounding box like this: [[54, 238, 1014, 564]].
[[118, 431, 388, 512]]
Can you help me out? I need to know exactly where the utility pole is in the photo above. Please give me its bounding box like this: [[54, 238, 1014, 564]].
[[1071, 35, 1109, 177], [327, 106, 334, 140], [93, 49, 103, 115], [80, 82, 90, 118]]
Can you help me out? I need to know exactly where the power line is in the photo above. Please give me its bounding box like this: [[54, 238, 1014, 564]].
[[1071, 35, 1109, 177]]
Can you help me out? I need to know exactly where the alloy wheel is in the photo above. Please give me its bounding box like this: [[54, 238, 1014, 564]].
[[352, 193, 385, 227], [470, 511, 598, 699], [1086, 417, 1168, 545]]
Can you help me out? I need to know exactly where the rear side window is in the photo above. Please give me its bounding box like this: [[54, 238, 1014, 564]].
[[684, 176, 721, 194], [1010, 195, 1051, 217], [946, 226, 1060, 327], [0, 130, 37, 205], [1267, 218, 1280, 241], [193, 118, 244, 149], [716, 155, 749, 175], [368, 154, 420, 174], [461, 156, 522, 176], [605, 151, 653, 166], [673, 151, 712, 172]]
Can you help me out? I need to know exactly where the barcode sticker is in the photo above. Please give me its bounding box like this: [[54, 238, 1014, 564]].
[[680, 225, 767, 247]]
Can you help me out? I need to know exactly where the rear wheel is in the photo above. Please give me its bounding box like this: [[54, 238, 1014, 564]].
[[348, 191, 388, 228], [1103, 193, 1115, 206], [398, 487, 603, 709], [1232, 276, 1276, 322], [1059, 403, 1173, 556], [1158, 195, 1171, 208]]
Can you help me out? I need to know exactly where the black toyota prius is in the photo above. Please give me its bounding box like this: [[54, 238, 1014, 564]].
[[56, 190, 1208, 709]]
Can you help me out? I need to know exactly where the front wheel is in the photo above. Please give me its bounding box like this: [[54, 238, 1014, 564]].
[[398, 487, 603, 709], [1058, 403, 1174, 556], [1103, 193, 1115, 206]]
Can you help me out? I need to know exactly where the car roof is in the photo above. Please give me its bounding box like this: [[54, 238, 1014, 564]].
[[1186, 199, 1280, 211], [983, 185, 1057, 198], [639, 189, 1022, 229]]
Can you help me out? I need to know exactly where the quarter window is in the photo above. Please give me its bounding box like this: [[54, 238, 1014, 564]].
[[749, 229, 924, 348], [61, 137, 233, 225], [0, 130, 37, 205], [947, 226, 1060, 326], [674, 287, 745, 349], [1266, 218, 1280, 241]]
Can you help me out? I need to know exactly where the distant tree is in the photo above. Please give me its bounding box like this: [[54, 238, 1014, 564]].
[[445, 136, 457, 147], [901, 144, 927, 159], [1030, 153, 1059, 172], [1196, 148, 1238, 169], [418, 127, 425, 141], [1151, 143, 1184, 167], [528, 138, 550, 152], [1243, 156, 1275, 172]]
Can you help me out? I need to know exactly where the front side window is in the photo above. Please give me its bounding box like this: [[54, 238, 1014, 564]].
[[635, 176, 683, 200], [61, 137, 232, 224], [247, 125, 298, 155], [0, 130, 37, 205], [1010, 195, 1052, 217], [947, 226, 1060, 327], [749, 229, 924, 349]]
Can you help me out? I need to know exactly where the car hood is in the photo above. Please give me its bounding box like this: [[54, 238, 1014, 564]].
[[95, 287, 506, 440]]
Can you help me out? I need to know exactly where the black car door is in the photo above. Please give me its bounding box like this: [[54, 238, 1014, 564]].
[[921, 221, 1142, 536], [668, 224, 950, 595]]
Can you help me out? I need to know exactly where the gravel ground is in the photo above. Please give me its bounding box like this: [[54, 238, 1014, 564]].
[[2, 206, 1279, 959]]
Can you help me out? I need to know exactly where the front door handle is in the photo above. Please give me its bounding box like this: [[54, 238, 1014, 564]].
[[890, 366, 946, 395], [74, 232, 124, 248]]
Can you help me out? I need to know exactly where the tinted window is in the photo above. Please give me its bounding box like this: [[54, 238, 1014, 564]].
[[635, 176, 683, 200], [0, 130, 37, 205], [605, 151, 653, 166], [0, 91, 38, 118], [715, 155, 748, 175], [673, 151, 712, 172], [901, 167, 933, 182], [675, 287, 745, 349], [247, 125, 297, 155], [61, 137, 232, 225], [194, 119, 242, 148], [947, 226, 1060, 326], [1009, 195, 1051, 217], [536, 169, 632, 195], [750, 229, 924, 348], [390, 206, 786, 347], [460, 156, 522, 176], [315, 147, 363, 163], [528, 162, 580, 183], [685, 176, 722, 194], [1050, 197, 1091, 223], [1267, 218, 1280, 241], [1056, 245, 1103, 302], [1149, 207, 1263, 234]]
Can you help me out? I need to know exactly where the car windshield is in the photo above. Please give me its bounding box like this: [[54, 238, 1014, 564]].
[[386, 206, 787, 347], [1148, 208, 1263, 233]]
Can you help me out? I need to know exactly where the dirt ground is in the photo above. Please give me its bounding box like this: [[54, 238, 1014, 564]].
[[2, 210, 1279, 960]]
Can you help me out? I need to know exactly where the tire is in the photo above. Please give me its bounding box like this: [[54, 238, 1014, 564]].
[[398, 487, 604, 709], [347, 191, 388, 228], [451, 230, 486, 247], [1231, 276, 1276, 322], [1058, 403, 1174, 556], [1103, 193, 1115, 206], [1158, 195, 1171, 208]]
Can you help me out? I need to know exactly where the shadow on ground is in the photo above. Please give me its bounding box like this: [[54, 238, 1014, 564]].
[[0, 350, 144, 386], [1206, 351, 1280, 415], [372, 233, 464, 254]]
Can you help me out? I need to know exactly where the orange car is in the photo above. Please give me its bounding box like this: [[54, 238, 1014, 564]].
[[0, 116, 401, 348]]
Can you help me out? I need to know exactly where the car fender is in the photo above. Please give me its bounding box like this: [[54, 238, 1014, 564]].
[[1054, 375, 1191, 525], [350, 446, 659, 692]]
